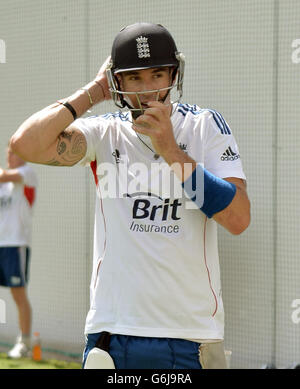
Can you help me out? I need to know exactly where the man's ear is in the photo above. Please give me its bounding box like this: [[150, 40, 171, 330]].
[[170, 67, 178, 85]]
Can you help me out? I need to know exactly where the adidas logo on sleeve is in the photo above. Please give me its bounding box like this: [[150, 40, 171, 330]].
[[220, 146, 240, 161]]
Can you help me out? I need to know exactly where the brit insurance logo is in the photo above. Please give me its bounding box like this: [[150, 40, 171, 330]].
[[221, 146, 240, 161], [0, 39, 6, 63], [128, 192, 182, 235]]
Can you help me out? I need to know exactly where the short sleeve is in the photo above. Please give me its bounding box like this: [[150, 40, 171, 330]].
[[203, 110, 246, 180], [73, 115, 108, 167], [17, 164, 38, 187]]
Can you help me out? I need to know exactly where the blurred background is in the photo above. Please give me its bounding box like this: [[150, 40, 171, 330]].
[[0, 0, 299, 368]]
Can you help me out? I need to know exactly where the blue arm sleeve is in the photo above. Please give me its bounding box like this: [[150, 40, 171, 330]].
[[182, 163, 237, 218]]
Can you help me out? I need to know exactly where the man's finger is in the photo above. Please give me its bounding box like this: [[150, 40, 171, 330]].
[[132, 123, 154, 136], [135, 108, 162, 124], [147, 100, 169, 111], [97, 56, 111, 76]]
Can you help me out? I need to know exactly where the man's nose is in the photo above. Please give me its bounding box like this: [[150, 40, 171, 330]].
[[138, 77, 154, 91], [138, 85, 158, 101]]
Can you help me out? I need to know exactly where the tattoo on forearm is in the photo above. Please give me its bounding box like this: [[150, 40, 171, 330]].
[[71, 134, 85, 155], [61, 131, 73, 141], [46, 158, 62, 166], [57, 131, 73, 154], [57, 141, 66, 155], [48, 130, 86, 166]]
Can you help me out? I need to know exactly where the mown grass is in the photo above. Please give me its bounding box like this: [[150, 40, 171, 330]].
[[0, 353, 81, 369]]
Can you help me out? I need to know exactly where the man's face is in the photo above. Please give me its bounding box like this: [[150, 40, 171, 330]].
[[117, 67, 174, 111], [6, 147, 24, 169]]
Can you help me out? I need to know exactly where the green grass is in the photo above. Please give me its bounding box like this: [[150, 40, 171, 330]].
[[0, 353, 81, 369]]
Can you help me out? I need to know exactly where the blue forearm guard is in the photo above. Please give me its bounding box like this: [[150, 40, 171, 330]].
[[182, 163, 237, 218]]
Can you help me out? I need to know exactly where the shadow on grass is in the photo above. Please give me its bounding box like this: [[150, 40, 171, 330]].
[[0, 353, 81, 369]]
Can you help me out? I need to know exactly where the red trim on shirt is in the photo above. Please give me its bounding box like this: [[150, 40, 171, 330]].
[[90, 160, 98, 186], [203, 216, 218, 317], [90, 160, 107, 288], [23, 186, 35, 207]]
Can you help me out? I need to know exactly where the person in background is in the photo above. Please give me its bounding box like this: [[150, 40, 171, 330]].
[[0, 146, 38, 358]]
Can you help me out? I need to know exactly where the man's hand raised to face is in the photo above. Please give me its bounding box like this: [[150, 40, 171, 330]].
[[132, 101, 178, 159]]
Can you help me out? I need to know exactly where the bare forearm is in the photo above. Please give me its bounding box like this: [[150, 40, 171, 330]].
[[11, 102, 73, 162], [10, 81, 104, 162], [162, 146, 197, 182], [213, 178, 250, 234]]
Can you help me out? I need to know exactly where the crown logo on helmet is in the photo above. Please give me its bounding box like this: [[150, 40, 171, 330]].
[[136, 36, 150, 59]]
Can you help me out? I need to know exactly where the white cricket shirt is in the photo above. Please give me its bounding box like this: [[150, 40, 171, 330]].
[[75, 103, 246, 340], [0, 164, 37, 247]]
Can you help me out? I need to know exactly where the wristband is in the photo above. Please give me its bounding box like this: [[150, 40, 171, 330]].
[[182, 163, 236, 218], [62, 101, 77, 120]]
